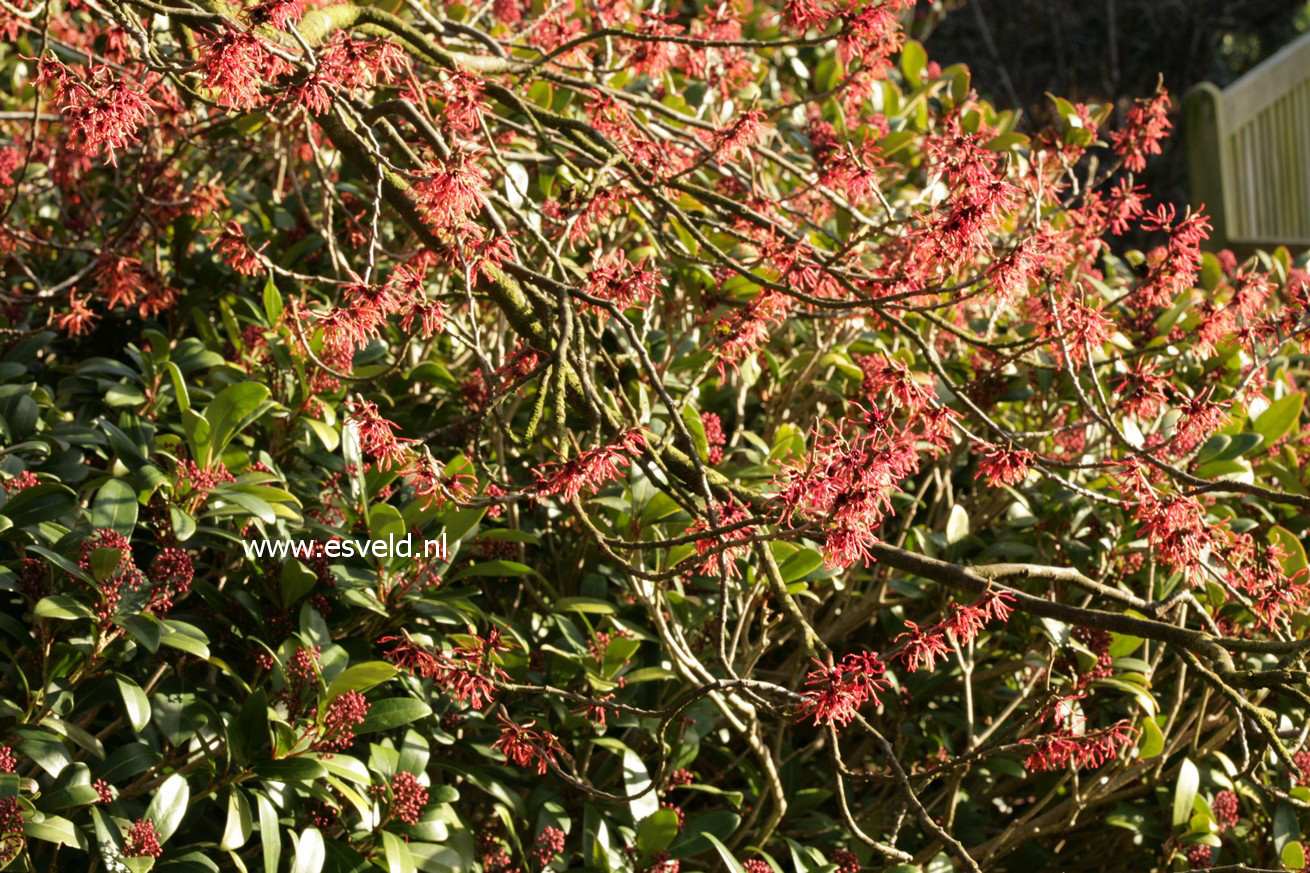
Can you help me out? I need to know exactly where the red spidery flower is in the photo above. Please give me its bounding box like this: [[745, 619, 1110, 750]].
[[706, 109, 768, 162], [1110, 85, 1172, 172], [687, 499, 755, 578], [783, 0, 833, 33], [797, 651, 888, 728], [318, 36, 405, 93], [857, 354, 936, 414], [210, 220, 267, 276], [94, 254, 146, 310], [413, 151, 486, 229], [399, 452, 477, 511], [975, 444, 1034, 487], [55, 294, 100, 337], [772, 406, 924, 569], [380, 633, 446, 677], [241, 0, 303, 29], [348, 398, 413, 470], [200, 31, 285, 110], [893, 621, 951, 672], [712, 291, 792, 375], [1135, 205, 1210, 309], [493, 715, 564, 775], [535, 429, 646, 502], [582, 250, 661, 318], [629, 14, 684, 77], [46, 63, 152, 164], [439, 72, 486, 135], [1023, 719, 1135, 772]]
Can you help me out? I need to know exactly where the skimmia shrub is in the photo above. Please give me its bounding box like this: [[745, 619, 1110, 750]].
[[1, 0, 1310, 870]]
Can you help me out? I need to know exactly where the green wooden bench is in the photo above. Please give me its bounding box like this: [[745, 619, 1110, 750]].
[[1185, 31, 1310, 251]]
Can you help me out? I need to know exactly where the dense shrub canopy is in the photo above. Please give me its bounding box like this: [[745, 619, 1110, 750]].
[[2, 0, 1310, 871]]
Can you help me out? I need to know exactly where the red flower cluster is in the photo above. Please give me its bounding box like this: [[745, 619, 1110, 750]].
[[531, 825, 566, 868], [974, 443, 1034, 488], [78, 528, 147, 621], [39, 61, 152, 164], [535, 428, 647, 502], [888, 589, 1015, 676], [1110, 86, 1172, 172], [797, 651, 888, 727], [124, 818, 163, 858], [773, 404, 947, 569], [314, 689, 370, 751], [380, 628, 512, 710], [1022, 699, 1135, 772], [348, 398, 413, 470], [582, 251, 660, 318], [705, 109, 768, 162], [702, 412, 727, 464], [686, 499, 755, 579], [389, 772, 429, 825], [492, 715, 564, 775]]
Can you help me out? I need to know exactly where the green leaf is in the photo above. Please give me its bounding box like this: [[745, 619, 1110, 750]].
[[636, 808, 681, 857], [778, 548, 823, 583], [263, 274, 284, 325], [356, 698, 432, 734], [1275, 801, 1301, 855], [254, 758, 327, 783], [95, 742, 161, 783], [1254, 392, 1304, 447], [90, 478, 138, 535], [163, 361, 190, 413], [623, 747, 659, 823], [450, 560, 535, 581], [203, 382, 270, 465], [115, 614, 161, 653], [24, 814, 87, 851], [34, 595, 94, 621], [90, 547, 121, 584], [228, 688, 270, 768], [280, 559, 318, 609], [1173, 759, 1199, 827], [554, 597, 616, 615], [291, 827, 326, 873], [1, 482, 76, 528], [381, 830, 417, 873], [900, 39, 927, 86], [1138, 718, 1165, 760], [169, 505, 197, 542], [1282, 841, 1307, 871], [702, 833, 747, 873], [220, 789, 253, 851], [145, 773, 190, 842], [116, 676, 151, 733], [324, 661, 396, 701], [1107, 633, 1143, 658], [257, 790, 282, 873]]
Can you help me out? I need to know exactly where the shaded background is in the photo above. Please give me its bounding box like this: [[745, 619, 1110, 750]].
[[913, 0, 1310, 220]]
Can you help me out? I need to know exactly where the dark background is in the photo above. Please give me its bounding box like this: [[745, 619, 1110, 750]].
[[913, 0, 1310, 216]]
